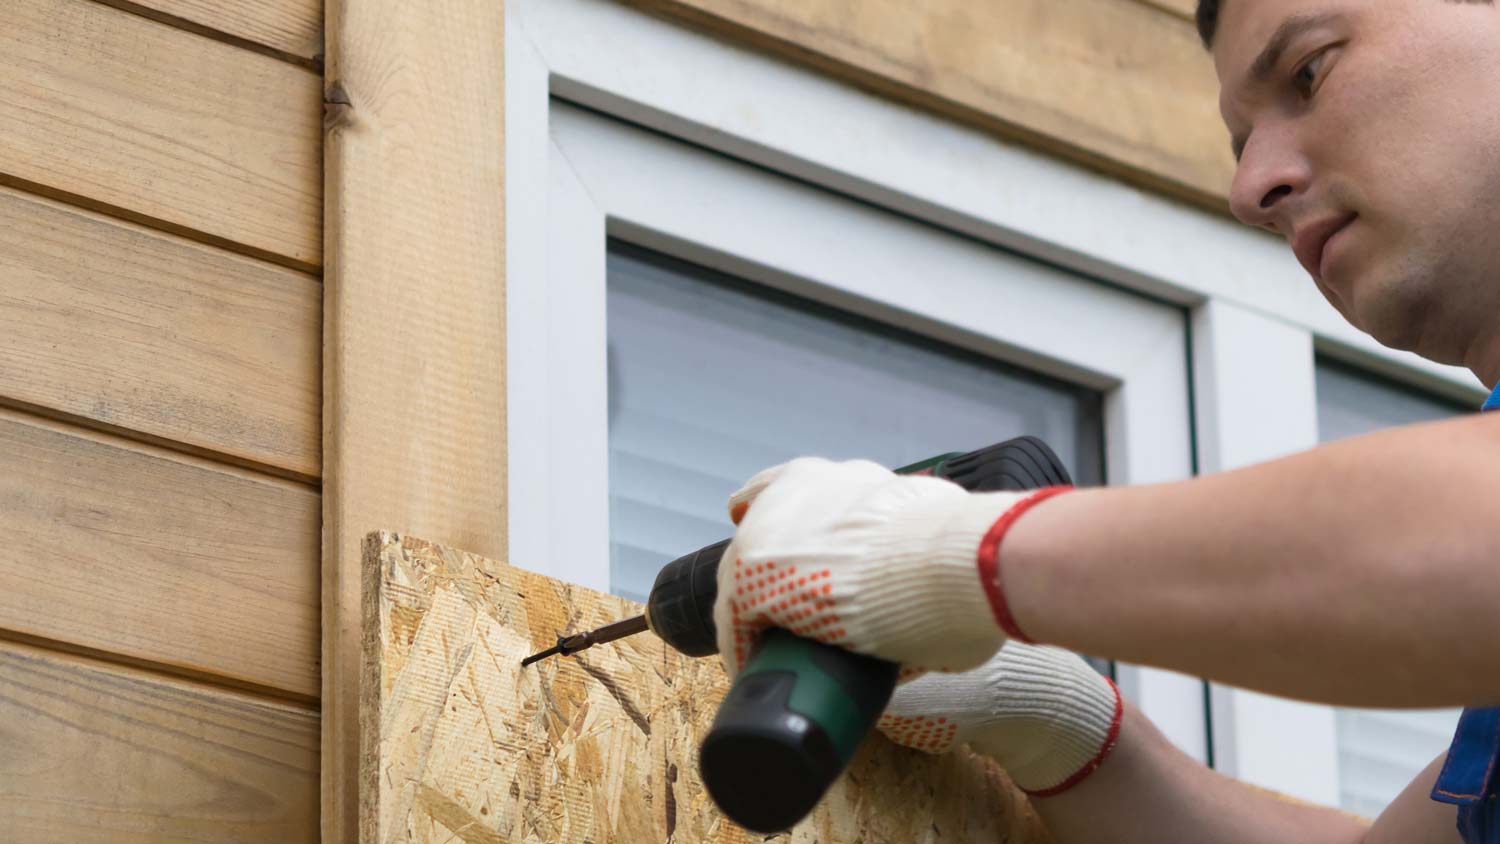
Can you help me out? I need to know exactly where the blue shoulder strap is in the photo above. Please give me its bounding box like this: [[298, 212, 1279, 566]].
[[1432, 708, 1500, 807], [1484, 382, 1500, 412]]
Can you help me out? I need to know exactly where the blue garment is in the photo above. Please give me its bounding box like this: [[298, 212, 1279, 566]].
[[1427, 387, 1500, 842], [1433, 708, 1500, 843]]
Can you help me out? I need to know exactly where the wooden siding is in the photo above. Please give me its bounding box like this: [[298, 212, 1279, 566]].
[[94, 0, 323, 64], [628, 0, 1235, 209], [0, 0, 332, 839], [0, 0, 325, 839], [0, 186, 320, 480], [0, 640, 318, 843], [0, 0, 322, 270], [0, 408, 321, 700]]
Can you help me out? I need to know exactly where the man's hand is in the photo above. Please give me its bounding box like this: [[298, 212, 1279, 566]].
[[712, 457, 1069, 677], [877, 641, 1123, 796]]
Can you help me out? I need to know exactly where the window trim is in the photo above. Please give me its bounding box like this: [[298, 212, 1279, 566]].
[[508, 0, 1483, 404], [538, 101, 1191, 587]]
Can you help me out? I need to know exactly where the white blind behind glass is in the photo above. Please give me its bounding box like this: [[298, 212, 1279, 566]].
[[606, 242, 1103, 602], [1315, 360, 1466, 818]]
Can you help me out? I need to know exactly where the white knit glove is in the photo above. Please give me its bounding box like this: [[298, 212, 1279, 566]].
[[878, 641, 1124, 797], [713, 457, 1069, 678]]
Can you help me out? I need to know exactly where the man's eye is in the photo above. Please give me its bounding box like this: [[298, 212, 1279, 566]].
[[1294, 53, 1327, 96]]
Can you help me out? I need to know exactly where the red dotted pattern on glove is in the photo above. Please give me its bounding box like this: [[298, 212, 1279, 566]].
[[876, 713, 959, 753], [729, 560, 846, 668]]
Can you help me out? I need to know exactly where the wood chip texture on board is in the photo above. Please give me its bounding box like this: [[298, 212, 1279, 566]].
[[362, 531, 1052, 843]]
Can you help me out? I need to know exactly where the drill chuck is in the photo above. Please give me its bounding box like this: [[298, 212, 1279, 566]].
[[644, 538, 727, 657]]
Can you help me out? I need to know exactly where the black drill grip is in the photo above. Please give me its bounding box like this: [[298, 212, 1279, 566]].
[[700, 630, 900, 832], [646, 538, 728, 657]]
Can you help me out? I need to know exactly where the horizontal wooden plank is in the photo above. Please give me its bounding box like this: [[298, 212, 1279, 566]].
[[631, 0, 1234, 209], [0, 409, 320, 698], [0, 0, 322, 269], [0, 186, 320, 479], [0, 640, 318, 844], [97, 0, 323, 64]]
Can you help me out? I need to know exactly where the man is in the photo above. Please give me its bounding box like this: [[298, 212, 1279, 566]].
[[713, 1, 1500, 841]]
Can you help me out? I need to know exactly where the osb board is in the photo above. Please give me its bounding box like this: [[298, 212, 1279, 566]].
[[362, 532, 1051, 843], [0, 0, 322, 270], [0, 638, 318, 843], [627, 0, 1233, 210]]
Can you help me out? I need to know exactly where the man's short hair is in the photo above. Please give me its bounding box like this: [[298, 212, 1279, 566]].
[[1196, 1, 1493, 49]]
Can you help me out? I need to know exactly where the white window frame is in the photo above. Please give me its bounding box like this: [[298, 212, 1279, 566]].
[[505, 0, 1486, 791]]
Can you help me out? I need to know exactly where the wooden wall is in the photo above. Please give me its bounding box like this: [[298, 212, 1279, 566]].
[[627, 0, 1233, 209], [0, 0, 322, 841]]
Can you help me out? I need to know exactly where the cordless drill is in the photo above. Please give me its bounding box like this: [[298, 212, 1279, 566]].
[[521, 436, 1072, 833]]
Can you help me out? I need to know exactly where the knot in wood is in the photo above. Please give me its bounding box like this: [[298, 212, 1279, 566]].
[[323, 80, 355, 131]]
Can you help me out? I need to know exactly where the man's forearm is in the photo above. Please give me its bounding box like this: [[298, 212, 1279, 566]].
[[1031, 703, 1455, 844], [1002, 413, 1500, 706]]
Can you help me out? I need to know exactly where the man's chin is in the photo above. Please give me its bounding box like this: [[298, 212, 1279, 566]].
[[1353, 282, 1460, 362], [1337, 268, 1395, 339], [1368, 323, 1426, 355]]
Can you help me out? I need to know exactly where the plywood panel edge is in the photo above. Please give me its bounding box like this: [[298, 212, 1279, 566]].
[[322, 1, 507, 841], [359, 532, 1053, 843]]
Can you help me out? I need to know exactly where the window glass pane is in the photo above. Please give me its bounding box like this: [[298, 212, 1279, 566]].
[[606, 241, 1104, 603], [1315, 359, 1466, 819], [1317, 360, 1468, 440]]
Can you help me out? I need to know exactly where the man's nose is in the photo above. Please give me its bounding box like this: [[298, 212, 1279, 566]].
[[1228, 130, 1311, 232]]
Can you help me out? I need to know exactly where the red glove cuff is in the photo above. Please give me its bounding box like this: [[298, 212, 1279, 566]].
[[975, 485, 1071, 644], [1021, 677, 1125, 798]]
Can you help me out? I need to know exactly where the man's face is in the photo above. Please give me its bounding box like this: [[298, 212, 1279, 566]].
[[1214, 0, 1500, 368]]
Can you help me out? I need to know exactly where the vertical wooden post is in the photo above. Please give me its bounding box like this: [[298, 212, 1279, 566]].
[[322, 1, 506, 840]]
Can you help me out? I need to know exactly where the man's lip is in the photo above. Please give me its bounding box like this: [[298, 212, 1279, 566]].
[[1291, 214, 1357, 281]]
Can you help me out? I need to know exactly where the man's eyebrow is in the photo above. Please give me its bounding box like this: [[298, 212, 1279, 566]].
[[1249, 12, 1339, 84], [1228, 12, 1340, 162]]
